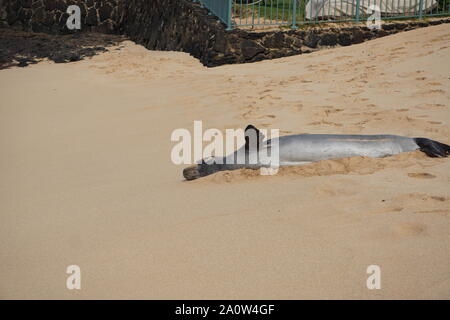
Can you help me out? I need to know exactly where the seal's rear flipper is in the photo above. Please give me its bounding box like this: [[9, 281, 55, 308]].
[[414, 138, 450, 158]]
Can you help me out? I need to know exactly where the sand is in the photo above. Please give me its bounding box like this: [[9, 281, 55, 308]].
[[0, 24, 449, 299]]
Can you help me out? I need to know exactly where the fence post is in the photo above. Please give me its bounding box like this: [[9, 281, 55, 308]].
[[292, 0, 298, 29], [418, 0, 424, 19], [355, 0, 360, 22], [227, 0, 233, 30]]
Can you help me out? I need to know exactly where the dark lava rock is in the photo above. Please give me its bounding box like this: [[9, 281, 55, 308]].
[[319, 32, 338, 46], [351, 30, 364, 44], [85, 7, 98, 26], [0, 29, 125, 69], [240, 40, 265, 60], [337, 32, 351, 46], [304, 33, 320, 48]]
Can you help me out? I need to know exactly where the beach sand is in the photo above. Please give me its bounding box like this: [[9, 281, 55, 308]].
[[0, 24, 449, 299]]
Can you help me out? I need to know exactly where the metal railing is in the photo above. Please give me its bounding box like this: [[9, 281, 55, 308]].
[[196, 0, 450, 29], [195, 0, 233, 29]]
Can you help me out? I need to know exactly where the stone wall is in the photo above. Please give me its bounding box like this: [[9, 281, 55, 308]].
[[0, 0, 124, 33], [121, 0, 232, 67], [121, 0, 450, 67], [219, 18, 450, 65], [1, 0, 449, 67]]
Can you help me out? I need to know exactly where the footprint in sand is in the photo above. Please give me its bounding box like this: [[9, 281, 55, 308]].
[[375, 204, 404, 214], [318, 106, 343, 113], [426, 82, 442, 87], [415, 209, 450, 215], [375, 193, 449, 215], [260, 94, 282, 100], [292, 104, 303, 112], [415, 89, 445, 97], [334, 55, 353, 61], [241, 105, 260, 119], [257, 114, 276, 119], [407, 193, 449, 202], [407, 173, 436, 179], [315, 184, 354, 197], [391, 46, 406, 52], [424, 127, 441, 134], [308, 120, 343, 127], [415, 103, 446, 110], [393, 222, 427, 237]]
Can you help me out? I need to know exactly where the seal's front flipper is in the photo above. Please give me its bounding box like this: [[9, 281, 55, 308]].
[[245, 125, 265, 153], [414, 138, 450, 158]]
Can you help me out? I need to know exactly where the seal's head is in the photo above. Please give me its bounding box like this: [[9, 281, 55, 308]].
[[183, 161, 222, 181], [183, 165, 201, 181], [182, 124, 263, 181]]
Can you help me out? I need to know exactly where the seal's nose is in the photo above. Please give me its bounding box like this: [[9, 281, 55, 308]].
[[183, 165, 200, 181]]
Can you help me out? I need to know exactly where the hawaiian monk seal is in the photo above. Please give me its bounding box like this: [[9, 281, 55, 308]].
[[183, 125, 450, 181]]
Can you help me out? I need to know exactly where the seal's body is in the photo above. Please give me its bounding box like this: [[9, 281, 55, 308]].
[[183, 125, 449, 181], [275, 134, 418, 165]]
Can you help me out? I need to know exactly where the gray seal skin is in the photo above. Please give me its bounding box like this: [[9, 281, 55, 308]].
[[183, 125, 450, 181]]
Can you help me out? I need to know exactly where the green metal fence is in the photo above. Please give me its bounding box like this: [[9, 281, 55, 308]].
[[197, 0, 450, 29], [195, 0, 233, 29]]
